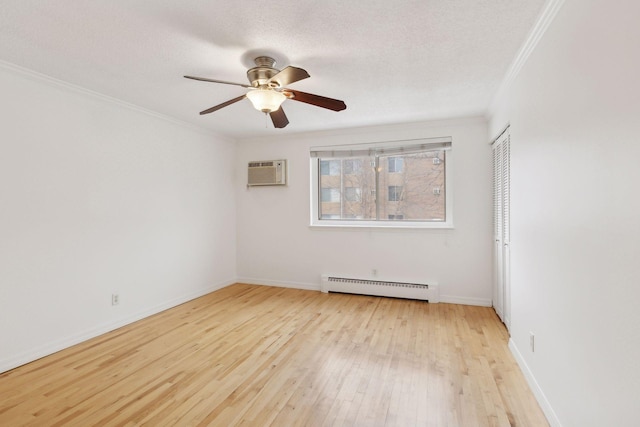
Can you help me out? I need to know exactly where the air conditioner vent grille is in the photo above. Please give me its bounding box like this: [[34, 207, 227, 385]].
[[249, 161, 275, 168], [247, 159, 286, 186]]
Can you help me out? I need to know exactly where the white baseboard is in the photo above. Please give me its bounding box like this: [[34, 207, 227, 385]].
[[509, 339, 563, 427], [439, 295, 492, 307], [0, 279, 235, 374], [237, 278, 491, 307], [235, 277, 320, 292]]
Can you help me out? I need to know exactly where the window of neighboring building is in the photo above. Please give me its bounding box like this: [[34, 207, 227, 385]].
[[321, 187, 341, 203], [320, 160, 341, 176], [388, 186, 403, 202], [388, 157, 404, 173], [344, 159, 363, 174], [310, 137, 452, 228]]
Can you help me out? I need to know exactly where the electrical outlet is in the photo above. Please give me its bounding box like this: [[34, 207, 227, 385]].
[[112, 293, 120, 306], [530, 332, 535, 352]]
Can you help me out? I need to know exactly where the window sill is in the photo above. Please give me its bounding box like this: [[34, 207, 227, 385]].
[[309, 220, 454, 230]]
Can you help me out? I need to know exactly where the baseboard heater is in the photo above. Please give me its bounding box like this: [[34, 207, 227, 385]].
[[320, 275, 439, 303]]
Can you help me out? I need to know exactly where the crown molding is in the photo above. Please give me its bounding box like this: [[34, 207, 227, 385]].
[[487, 0, 566, 117], [0, 59, 232, 141]]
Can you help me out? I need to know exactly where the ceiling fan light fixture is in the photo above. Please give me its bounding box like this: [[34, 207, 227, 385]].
[[246, 89, 286, 113]]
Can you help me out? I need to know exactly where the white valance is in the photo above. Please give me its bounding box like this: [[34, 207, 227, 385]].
[[310, 137, 451, 158]]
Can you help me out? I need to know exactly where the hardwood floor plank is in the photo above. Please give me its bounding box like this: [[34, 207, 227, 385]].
[[0, 284, 548, 426]]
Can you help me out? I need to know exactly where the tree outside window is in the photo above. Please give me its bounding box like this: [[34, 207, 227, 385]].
[[344, 159, 363, 174], [345, 187, 362, 202]]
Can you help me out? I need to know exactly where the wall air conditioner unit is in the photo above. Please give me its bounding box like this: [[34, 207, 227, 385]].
[[247, 159, 287, 186]]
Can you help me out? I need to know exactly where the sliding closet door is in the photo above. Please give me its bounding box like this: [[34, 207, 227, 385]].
[[492, 128, 510, 329]]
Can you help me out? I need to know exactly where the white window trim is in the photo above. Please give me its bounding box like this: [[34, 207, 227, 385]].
[[309, 137, 454, 229]]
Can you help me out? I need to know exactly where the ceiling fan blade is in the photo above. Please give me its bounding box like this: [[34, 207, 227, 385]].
[[268, 66, 310, 87], [184, 75, 251, 88], [269, 107, 289, 128], [286, 90, 346, 111], [199, 95, 246, 115]]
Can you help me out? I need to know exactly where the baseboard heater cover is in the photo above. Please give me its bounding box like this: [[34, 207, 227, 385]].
[[320, 275, 439, 303]]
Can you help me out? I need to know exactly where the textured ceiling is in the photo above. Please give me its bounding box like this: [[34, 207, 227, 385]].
[[0, 1, 546, 139]]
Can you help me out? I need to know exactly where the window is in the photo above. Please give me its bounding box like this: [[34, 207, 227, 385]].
[[310, 137, 452, 227], [388, 157, 403, 173], [344, 159, 363, 174], [388, 186, 403, 202], [320, 160, 341, 176], [321, 188, 341, 203]]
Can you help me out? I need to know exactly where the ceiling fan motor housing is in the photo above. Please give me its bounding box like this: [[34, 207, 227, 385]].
[[247, 56, 280, 87]]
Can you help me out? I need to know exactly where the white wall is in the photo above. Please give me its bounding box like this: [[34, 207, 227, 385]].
[[489, 1, 640, 425], [0, 64, 237, 372], [236, 118, 493, 305]]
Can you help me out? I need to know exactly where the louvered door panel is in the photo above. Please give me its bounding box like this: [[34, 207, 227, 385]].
[[492, 128, 510, 329]]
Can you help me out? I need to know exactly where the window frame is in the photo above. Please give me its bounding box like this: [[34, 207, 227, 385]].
[[310, 137, 453, 229]]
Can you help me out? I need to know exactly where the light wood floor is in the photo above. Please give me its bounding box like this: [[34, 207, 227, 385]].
[[0, 284, 548, 426]]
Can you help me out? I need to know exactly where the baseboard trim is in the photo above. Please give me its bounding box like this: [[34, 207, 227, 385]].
[[235, 277, 320, 292], [236, 278, 490, 306], [509, 338, 563, 427], [0, 279, 235, 374], [439, 295, 492, 307]]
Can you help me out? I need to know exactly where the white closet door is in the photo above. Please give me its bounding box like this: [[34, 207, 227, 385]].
[[492, 128, 510, 329], [492, 141, 504, 322]]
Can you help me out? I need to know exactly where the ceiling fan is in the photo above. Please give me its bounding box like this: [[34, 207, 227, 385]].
[[184, 56, 346, 128]]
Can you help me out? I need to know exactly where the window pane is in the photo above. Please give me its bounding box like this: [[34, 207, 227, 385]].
[[344, 159, 363, 174], [319, 157, 375, 220], [320, 160, 341, 176], [345, 187, 361, 202], [321, 187, 340, 202], [320, 160, 329, 176], [317, 150, 446, 222], [321, 188, 330, 202], [379, 151, 446, 221], [321, 214, 341, 219]]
